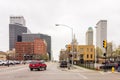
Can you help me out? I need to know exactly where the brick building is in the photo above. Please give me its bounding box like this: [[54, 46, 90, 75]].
[[15, 42, 34, 60], [15, 38, 47, 60], [34, 38, 47, 55]]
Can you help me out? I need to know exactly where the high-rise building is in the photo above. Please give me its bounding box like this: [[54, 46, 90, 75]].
[[10, 16, 26, 26], [22, 33, 51, 60], [9, 16, 27, 50], [86, 27, 93, 45], [96, 20, 107, 52]]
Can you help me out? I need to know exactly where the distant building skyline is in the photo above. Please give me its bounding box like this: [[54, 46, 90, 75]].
[[96, 20, 107, 52], [86, 27, 93, 45], [9, 16, 51, 60]]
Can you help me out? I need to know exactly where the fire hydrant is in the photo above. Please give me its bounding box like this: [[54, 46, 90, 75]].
[[112, 67, 115, 73]]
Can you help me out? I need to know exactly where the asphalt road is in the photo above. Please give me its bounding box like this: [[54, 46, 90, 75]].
[[0, 62, 120, 80]]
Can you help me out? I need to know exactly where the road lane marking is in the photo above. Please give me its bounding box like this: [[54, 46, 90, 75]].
[[78, 73, 88, 79], [0, 67, 27, 75], [0, 65, 28, 72], [99, 71, 104, 75]]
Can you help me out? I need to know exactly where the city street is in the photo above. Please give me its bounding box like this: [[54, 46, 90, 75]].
[[0, 62, 120, 80]]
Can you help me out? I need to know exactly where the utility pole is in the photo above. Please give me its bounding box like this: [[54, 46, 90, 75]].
[[103, 40, 107, 72]]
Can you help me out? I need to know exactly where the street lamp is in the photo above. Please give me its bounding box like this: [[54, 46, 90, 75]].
[[94, 26, 97, 68], [55, 24, 74, 66]]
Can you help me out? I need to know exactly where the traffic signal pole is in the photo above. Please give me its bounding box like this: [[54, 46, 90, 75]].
[[103, 40, 107, 72], [104, 47, 107, 72]]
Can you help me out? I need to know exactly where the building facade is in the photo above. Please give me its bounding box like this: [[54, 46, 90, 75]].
[[15, 38, 47, 60], [78, 45, 95, 62], [96, 20, 107, 52], [107, 42, 113, 57], [9, 16, 27, 50], [65, 35, 95, 63], [34, 38, 47, 55], [59, 49, 68, 61], [15, 42, 34, 60], [86, 27, 93, 45], [66, 45, 95, 63], [0, 51, 7, 60], [22, 33, 51, 60], [10, 16, 26, 26], [6, 49, 16, 60]]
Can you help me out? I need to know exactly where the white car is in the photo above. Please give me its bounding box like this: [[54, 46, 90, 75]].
[[0, 60, 3, 65], [9, 60, 15, 65], [14, 60, 20, 64], [0, 60, 8, 65], [1, 60, 15, 65]]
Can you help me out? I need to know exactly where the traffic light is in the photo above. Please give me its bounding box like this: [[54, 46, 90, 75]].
[[103, 40, 107, 48]]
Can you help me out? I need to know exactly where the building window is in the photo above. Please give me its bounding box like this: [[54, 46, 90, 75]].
[[75, 54, 77, 58], [80, 48, 84, 52], [17, 35, 22, 42], [87, 48, 89, 52], [91, 48, 93, 52], [87, 54, 89, 58], [91, 54, 92, 58]]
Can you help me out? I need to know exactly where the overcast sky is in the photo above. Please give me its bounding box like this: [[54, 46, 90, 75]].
[[0, 0, 120, 60]]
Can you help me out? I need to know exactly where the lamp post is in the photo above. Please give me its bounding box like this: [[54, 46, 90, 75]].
[[55, 24, 74, 66], [94, 26, 97, 68]]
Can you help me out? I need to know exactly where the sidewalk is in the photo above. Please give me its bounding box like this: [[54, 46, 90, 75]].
[[59, 65, 94, 72], [0, 64, 28, 72], [70, 65, 94, 72]]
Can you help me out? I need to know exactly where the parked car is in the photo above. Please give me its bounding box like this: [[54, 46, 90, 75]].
[[29, 61, 47, 71], [26, 60, 32, 64], [60, 61, 67, 68], [1, 60, 8, 65], [1, 60, 15, 66], [0, 60, 3, 66], [21, 61, 26, 64], [14, 60, 20, 64], [117, 66, 120, 72], [100, 63, 114, 69]]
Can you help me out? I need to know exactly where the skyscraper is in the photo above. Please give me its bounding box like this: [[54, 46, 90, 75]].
[[9, 16, 27, 50], [10, 16, 26, 26], [96, 20, 107, 52], [86, 27, 93, 45]]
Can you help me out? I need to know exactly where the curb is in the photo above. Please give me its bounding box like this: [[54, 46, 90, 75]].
[[0, 64, 28, 72]]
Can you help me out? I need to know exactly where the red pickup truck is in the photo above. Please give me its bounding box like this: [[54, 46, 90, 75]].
[[29, 61, 47, 71]]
